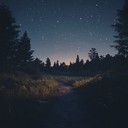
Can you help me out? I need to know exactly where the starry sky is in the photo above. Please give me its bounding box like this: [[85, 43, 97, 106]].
[[0, 0, 124, 64]]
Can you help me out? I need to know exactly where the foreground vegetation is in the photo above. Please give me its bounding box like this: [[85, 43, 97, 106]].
[[54, 74, 102, 87], [75, 74, 128, 128], [0, 71, 58, 100], [0, 71, 59, 128], [54, 72, 128, 128]]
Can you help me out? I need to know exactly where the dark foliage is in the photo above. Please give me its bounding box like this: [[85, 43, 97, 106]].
[[112, 0, 128, 57], [0, 4, 19, 70], [0, 5, 34, 72], [16, 31, 34, 68], [77, 75, 128, 128], [88, 48, 99, 60], [45, 58, 51, 71]]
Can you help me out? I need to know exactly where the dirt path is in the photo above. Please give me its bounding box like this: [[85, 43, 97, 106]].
[[42, 82, 88, 128]]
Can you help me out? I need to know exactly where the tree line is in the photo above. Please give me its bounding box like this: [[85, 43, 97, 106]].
[[0, 4, 33, 71], [0, 1, 128, 75]]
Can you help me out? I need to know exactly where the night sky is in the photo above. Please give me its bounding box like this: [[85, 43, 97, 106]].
[[0, 0, 124, 64]]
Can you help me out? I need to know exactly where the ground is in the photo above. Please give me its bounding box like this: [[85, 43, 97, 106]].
[[1, 75, 128, 128], [42, 82, 88, 128]]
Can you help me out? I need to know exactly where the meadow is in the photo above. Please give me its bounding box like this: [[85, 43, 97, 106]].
[[0, 71, 128, 128]]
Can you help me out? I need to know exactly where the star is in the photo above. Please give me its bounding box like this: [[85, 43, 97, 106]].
[[56, 20, 60, 23], [79, 17, 83, 20], [96, 4, 99, 7], [90, 15, 93, 18]]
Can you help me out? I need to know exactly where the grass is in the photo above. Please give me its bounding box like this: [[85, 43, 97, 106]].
[[55, 73, 128, 128], [0, 71, 58, 100], [54, 74, 102, 87], [1, 71, 128, 128], [0, 71, 59, 128]]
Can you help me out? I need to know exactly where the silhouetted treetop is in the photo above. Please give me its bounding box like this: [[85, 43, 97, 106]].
[[46, 58, 51, 69], [76, 55, 80, 64], [88, 48, 99, 60], [112, 0, 128, 57], [17, 31, 34, 66], [0, 4, 20, 69]]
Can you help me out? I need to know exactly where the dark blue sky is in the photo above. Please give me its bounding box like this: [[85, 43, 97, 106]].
[[0, 0, 124, 64]]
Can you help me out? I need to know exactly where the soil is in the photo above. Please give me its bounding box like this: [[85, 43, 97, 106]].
[[42, 82, 89, 128]]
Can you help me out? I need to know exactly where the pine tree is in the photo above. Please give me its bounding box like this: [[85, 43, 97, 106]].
[[46, 58, 51, 69], [76, 55, 80, 64], [0, 4, 19, 69], [112, 0, 128, 57], [80, 59, 84, 66], [88, 48, 99, 60], [17, 31, 34, 67], [53, 60, 59, 69]]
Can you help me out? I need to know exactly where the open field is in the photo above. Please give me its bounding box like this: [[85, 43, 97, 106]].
[[0, 72, 58, 99]]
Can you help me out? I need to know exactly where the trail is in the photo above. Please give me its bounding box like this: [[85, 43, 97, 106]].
[[42, 82, 88, 128]]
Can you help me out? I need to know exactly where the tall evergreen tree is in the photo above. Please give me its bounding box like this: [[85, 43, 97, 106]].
[[80, 59, 84, 66], [46, 58, 51, 69], [112, 0, 128, 57], [53, 60, 59, 69], [17, 31, 34, 67], [0, 4, 19, 69], [88, 48, 99, 60], [76, 55, 80, 64], [75, 55, 84, 69]]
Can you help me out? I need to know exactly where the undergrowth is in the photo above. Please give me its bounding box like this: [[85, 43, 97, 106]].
[[0, 71, 58, 100]]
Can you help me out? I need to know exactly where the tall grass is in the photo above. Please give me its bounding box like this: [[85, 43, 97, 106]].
[[54, 74, 102, 87], [0, 72, 59, 128], [0, 72, 58, 100]]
